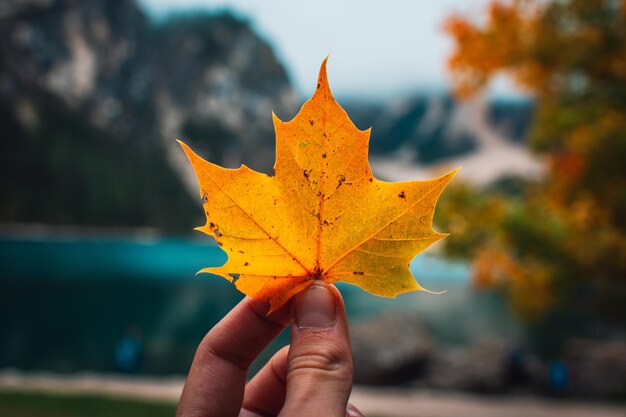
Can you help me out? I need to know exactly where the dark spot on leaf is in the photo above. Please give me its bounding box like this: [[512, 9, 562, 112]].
[[369, 178, 373, 182], [337, 174, 346, 189], [398, 191, 406, 199], [210, 222, 215, 228], [309, 119, 315, 126], [244, 262, 249, 266], [303, 169, 310, 179], [353, 271, 364, 275], [238, 250, 244, 254], [322, 153, 327, 158]]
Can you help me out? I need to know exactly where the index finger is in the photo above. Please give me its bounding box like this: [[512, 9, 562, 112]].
[[176, 297, 290, 417]]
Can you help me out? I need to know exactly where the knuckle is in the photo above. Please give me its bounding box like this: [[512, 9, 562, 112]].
[[195, 336, 247, 372], [289, 346, 353, 383]]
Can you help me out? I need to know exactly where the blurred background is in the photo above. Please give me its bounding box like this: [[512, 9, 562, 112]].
[[1, 0, 625, 416]]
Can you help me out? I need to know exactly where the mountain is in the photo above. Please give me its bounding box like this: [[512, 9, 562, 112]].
[[0, 0, 296, 231], [354, 95, 478, 163], [0, 0, 541, 231], [343, 95, 541, 186]]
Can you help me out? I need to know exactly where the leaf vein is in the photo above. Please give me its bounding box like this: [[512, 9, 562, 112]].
[[355, 248, 407, 258], [197, 165, 309, 274], [325, 182, 443, 273]]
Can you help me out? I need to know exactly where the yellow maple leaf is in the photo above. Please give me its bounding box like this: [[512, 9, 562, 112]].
[[179, 58, 458, 312]]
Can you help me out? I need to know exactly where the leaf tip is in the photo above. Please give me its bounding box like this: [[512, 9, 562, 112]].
[[421, 287, 447, 295], [449, 166, 462, 177], [195, 268, 210, 277], [176, 138, 189, 151], [436, 166, 462, 187], [431, 232, 452, 244], [271, 111, 283, 125], [177, 139, 199, 162], [314, 55, 333, 99]]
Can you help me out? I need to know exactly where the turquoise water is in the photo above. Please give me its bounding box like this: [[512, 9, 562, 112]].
[[0, 233, 519, 375], [0, 234, 225, 280], [0, 233, 467, 284]]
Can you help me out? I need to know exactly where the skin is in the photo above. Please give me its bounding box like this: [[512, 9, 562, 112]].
[[176, 281, 363, 417]]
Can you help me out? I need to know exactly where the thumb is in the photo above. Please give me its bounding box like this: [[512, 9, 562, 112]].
[[280, 281, 353, 417]]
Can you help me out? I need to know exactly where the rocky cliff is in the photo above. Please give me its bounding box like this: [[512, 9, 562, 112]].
[[343, 94, 541, 187], [0, 0, 538, 230], [0, 0, 296, 230]]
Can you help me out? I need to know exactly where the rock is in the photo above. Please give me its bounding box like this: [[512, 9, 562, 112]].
[[0, 0, 296, 228], [350, 313, 433, 385], [565, 339, 626, 399], [368, 95, 478, 164], [423, 340, 509, 392]]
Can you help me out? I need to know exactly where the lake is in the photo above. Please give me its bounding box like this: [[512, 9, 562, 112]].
[[0, 232, 520, 376]]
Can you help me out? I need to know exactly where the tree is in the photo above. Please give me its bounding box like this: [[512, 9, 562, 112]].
[[441, 0, 626, 323]]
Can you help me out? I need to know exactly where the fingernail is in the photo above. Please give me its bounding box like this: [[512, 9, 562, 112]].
[[346, 403, 364, 417], [294, 285, 337, 329]]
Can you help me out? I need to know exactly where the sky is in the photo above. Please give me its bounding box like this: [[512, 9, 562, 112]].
[[140, 0, 513, 100]]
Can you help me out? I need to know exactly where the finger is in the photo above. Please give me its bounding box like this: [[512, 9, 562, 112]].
[[242, 345, 289, 417], [177, 297, 290, 417], [240, 403, 363, 417], [280, 282, 353, 417], [242, 344, 361, 417]]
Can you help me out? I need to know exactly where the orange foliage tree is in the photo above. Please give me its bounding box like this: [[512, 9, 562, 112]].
[[441, 0, 626, 322]]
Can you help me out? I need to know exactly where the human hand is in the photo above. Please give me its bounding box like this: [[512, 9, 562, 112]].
[[176, 281, 363, 417]]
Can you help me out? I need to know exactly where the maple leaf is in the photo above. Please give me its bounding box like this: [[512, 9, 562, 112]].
[[179, 58, 458, 312]]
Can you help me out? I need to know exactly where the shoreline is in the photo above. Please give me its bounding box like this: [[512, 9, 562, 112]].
[[0, 222, 202, 242], [0, 369, 624, 417]]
